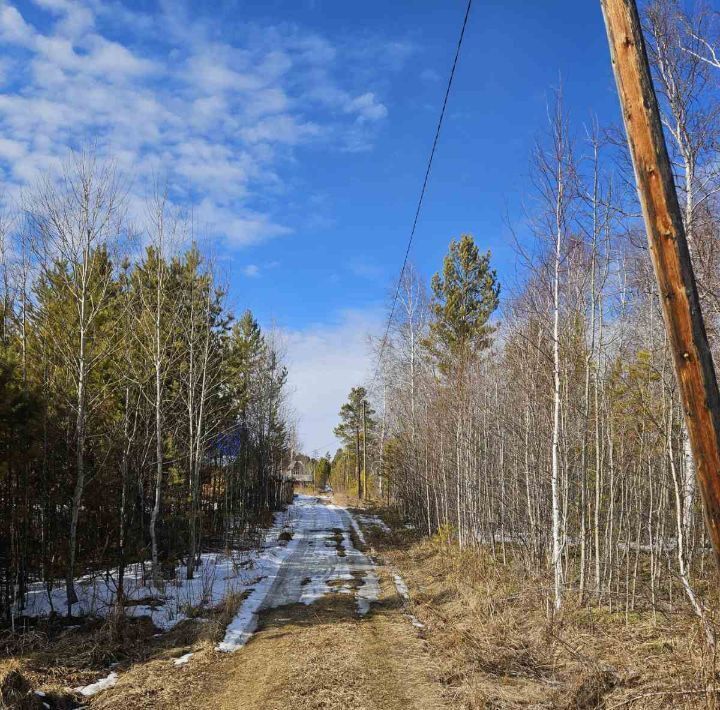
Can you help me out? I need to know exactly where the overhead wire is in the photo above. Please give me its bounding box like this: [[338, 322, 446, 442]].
[[370, 0, 474, 384]]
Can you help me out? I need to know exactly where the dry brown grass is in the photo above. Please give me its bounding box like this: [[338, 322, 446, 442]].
[[84, 498, 449, 710], [164, 567, 448, 710], [4, 497, 716, 709], [0, 589, 247, 709], [359, 504, 719, 710]]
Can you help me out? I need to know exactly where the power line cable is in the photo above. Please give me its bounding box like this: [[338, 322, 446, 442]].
[[371, 0, 473, 383]]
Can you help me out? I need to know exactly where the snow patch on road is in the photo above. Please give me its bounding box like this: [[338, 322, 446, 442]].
[[300, 576, 331, 605], [218, 495, 381, 650], [216, 512, 301, 652], [345, 511, 367, 546]]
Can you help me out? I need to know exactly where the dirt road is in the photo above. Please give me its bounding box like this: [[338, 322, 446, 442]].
[[94, 496, 446, 710]]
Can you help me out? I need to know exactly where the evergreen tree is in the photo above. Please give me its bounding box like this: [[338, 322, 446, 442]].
[[314, 457, 331, 489], [0, 350, 42, 618], [0, 155, 296, 621], [32, 247, 121, 611], [228, 310, 265, 415], [425, 234, 500, 372], [334, 386, 376, 498]]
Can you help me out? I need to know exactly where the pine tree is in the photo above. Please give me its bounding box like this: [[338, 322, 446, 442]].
[[0, 155, 297, 622], [314, 457, 331, 488], [32, 247, 121, 611], [425, 234, 500, 373], [334, 386, 376, 498]]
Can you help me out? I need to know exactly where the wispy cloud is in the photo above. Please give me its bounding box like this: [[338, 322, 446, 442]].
[[242, 264, 260, 278], [344, 92, 387, 123], [0, 1, 399, 246]]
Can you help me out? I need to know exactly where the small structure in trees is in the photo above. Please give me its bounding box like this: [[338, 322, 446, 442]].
[[283, 459, 314, 488]]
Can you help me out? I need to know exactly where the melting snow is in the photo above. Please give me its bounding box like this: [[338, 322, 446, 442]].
[[408, 614, 425, 629], [21, 494, 383, 659], [75, 671, 118, 696], [173, 652, 193, 666], [216, 510, 302, 652], [356, 514, 391, 534], [393, 572, 425, 629], [357, 571, 381, 615], [218, 495, 381, 650], [347, 513, 367, 546], [17, 507, 298, 632], [393, 573, 410, 600]]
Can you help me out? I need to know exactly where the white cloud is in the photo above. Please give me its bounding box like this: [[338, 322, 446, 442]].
[[0, 138, 26, 162], [0, 1, 394, 247], [0, 5, 34, 45], [282, 308, 383, 454], [242, 115, 320, 146], [344, 92, 387, 123], [193, 200, 291, 247], [186, 54, 261, 93], [84, 36, 156, 77], [33, 0, 95, 38], [242, 264, 260, 278]]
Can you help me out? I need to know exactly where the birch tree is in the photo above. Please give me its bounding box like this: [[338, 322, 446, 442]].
[[26, 152, 125, 613]]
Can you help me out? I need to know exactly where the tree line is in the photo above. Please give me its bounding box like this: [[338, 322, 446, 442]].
[[333, 0, 720, 647], [0, 152, 295, 621]]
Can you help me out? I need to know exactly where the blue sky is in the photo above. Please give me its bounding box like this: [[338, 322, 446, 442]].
[[0, 0, 623, 451]]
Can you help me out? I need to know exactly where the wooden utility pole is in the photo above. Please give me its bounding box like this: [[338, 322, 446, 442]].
[[355, 424, 362, 500], [601, 0, 720, 567], [362, 399, 368, 500]]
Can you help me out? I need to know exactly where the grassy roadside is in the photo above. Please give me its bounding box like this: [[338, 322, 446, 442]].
[[0, 508, 285, 708], [356, 502, 718, 709], [3, 493, 714, 709], [0, 590, 246, 708], [87, 492, 449, 710]]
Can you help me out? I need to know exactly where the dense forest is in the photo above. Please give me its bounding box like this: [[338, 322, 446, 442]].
[[329, 0, 720, 647], [0, 153, 295, 622]]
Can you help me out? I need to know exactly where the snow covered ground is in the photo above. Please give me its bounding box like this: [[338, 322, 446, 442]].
[[75, 671, 118, 696], [393, 573, 410, 600], [217, 495, 381, 651], [17, 504, 298, 630], [356, 514, 391, 534], [18, 493, 383, 675]]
